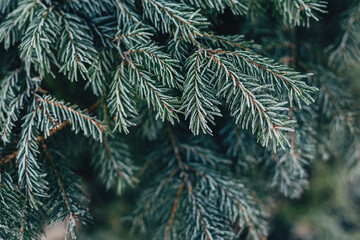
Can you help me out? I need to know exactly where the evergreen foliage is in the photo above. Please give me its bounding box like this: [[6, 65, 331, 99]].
[[0, 0, 358, 239]]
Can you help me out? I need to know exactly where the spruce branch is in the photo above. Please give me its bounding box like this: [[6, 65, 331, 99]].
[[136, 168, 178, 221], [0, 121, 71, 166], [1, 94, 25, 143], [113, 24, 152, 47], [0, 0, 18, 14], [126, 45, 183, 88], [272, 0, 327, 26], [19, 5, 59, 77], [207, 50, 294, 149], [311, 65, 355, 131], [134, 126, 266, 239], [37, 95, 104, 141], [115, 0, 142, 25], [165, 183, 184, 240], [19, 201, 46, 240], [186, 165, 266, 239], [184, 0, 248, 15], [166, 126, 221, 240], [170, 127, 266, 239], [64, 0, 115, 17], [200, 34, 252, 51], [0, 171, 24, 239], [0, 69, 21, 123], [269, 105, 315, 198], [329, 2, 360, 69], [1, 100, 100, 166], [108, 62, 138, 133], [180, 51, 222, 135], [92, 136, 137, 194], [142, 0, 208, 42], [0, 0, 46, 49], [43, 146, 92, 240], [58, 10, 98, 82], [0, 70, 22, 143], [209, 49, 316, 106], [126, 59, 179, 123], [16, 109, 47, 204], [87, 47, 117, 96]]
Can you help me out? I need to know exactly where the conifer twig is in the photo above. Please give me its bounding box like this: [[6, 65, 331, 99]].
[[0, 100, 100, 165]]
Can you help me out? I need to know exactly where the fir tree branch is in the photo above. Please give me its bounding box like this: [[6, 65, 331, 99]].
[[103, 139, 124, 179], [131, 158, 155, 185], [165, 183, 184, 240], [180, 51, 222, 135], [127, 46, 181, 87], [44, 148, 92, 240], [272, 0, 327, 26], [113, 24, 152, 46], [19, 5, 58, 77], [338, 10, 360, 56], [0, 0, 45, 49], [109, 62, 137, 133], [1, 94, 25, 143], [92, 136, 137, 194], [58, 10, 98, 82], [186, 165, 261, 238], [329, 2, 360, 68], [142, 0, 208, 42], [43, 144, 73, 221], [113, 33, 147, 42], [0, 0, 17, 14], [0, 1, 348, 239], [0, 69, 21, 122], [135, 168, 178, 225], [208, 50, 292, 149], [39, 98, 102, 129], [127, 59, 179, 122], [210, 49, 315, 105], [167, 125, 215, 240], [185, 0, 248, 15], [116, 0, 141, 25], [37, 95, 104, 140], [88, 49, 114, 96], [0, 171, 24, 239], [201, 33, 251, 51], [16, 109, 47, 204], [1, 100, 100, 165]]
